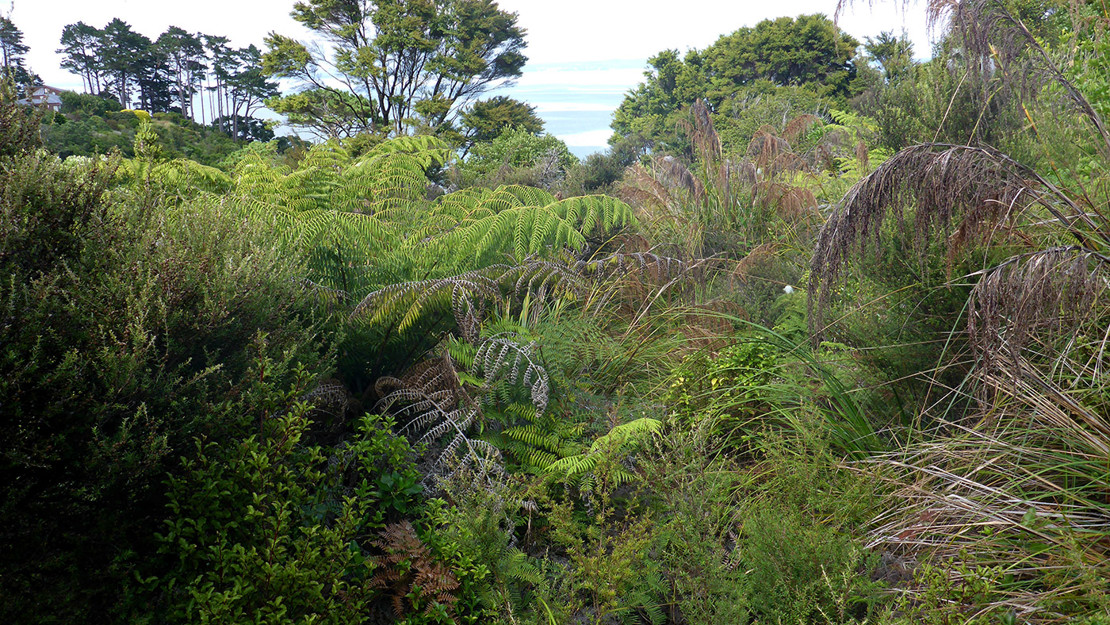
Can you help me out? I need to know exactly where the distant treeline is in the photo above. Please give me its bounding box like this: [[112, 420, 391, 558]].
[[57, 19, 275, 140]]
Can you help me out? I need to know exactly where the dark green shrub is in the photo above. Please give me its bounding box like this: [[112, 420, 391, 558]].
[[59, 91, 123, 117], [452, 128, 577, 189], [0, 80, 42, 158], [144, 410, 422, 624], [740, 504, 876, 624], [0, 150, 331, 622], [644, 425, 752, 624]]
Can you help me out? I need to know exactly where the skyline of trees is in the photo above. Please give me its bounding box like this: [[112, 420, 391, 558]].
[[262, 0, 529, 139], [1, 15, 38, 90], [50, 18, 278, 140], [23, 4, 535, 145], [19, 5, 910, 152]]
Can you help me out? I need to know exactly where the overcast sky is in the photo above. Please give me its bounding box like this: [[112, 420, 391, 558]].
[[11, 0, 935, 91], [7, 0, 936, 155]]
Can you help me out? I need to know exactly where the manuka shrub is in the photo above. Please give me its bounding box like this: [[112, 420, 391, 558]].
[[0, 144, 332, 622]]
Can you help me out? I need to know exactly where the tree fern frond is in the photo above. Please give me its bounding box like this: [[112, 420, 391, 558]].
[[351, 269, 503, 334], [547, 418, 662, 484], [363, 135, 453, 169], [474, 333, 549, 417]]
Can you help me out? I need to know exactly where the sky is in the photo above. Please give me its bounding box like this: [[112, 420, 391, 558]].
[[7, 0, 937, 157]]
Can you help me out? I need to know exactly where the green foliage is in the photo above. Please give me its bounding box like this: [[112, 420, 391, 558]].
[[744, 414, 885, 623], [148, 407, 420, 624], [425, 479, 545, 624], [41, 103, 246, 164], [546, 418, 662, 486], [545, 454, 662, 624], [703, 14, 859, 102], [664, 340, 777, 424], [883, 560, 1005, 625], [264, 0, 527, 137], [740, 504, 877, 624], [13, 6, 1110, 624], [0, 146, 330, 622], [612, 13, 861, 153], [0, 79, 42, 158], [453, 127, 577, 189], [641, 425, 752, 625], [459, 95, 544, 148], [60, 91, 123, 116]]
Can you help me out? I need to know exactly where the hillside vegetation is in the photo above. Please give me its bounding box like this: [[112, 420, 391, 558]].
[[2, 1, 1109, 624]]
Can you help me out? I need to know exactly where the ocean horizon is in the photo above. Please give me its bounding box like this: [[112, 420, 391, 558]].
[[491, 59, 646, 160]]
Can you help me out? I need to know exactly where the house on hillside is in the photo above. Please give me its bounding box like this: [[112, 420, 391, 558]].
[[16, 85, 65, 112]]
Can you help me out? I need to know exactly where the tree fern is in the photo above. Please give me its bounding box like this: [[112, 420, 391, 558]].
[[375, 354, 503, 486], [435, 193, 634, 265], [361, 134, 452, 170], [546, 418, 662, 486]]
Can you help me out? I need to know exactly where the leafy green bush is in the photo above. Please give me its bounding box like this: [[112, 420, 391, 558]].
[[644, 425, 752, 624], [145, 409, 422, 624], [740, 503, 876, 624], [452, 127, 577, 189], [60, 91, 123, 117], [664, 339, 778, 434], [0, 147, 331, 622], [0, 80, 42, 158]]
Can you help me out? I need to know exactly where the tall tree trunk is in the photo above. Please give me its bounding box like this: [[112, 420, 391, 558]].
[[217, 78, 226, 134], [231, 94, 239, 139]]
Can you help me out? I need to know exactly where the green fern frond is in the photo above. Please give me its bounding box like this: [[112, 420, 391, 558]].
[[154, 159, 232, 194], [546, 418, 661, 483], [587, 417, 662, 453], [547, 194, 636, 236], [299, 140, 352, 172], [363, 135, 453, 169], [350, 270, 503, 334], [546, 453, 596, 480], [439, 205, 586, 263]]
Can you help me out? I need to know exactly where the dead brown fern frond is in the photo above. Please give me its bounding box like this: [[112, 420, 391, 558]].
[[375, 353, 502, 485], [371, 521, 461, 622]]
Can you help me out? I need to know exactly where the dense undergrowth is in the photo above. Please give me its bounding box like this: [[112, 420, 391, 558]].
[[3, 1, 1110, 623]]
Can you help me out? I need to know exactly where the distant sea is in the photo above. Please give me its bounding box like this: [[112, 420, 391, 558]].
[[490, 59, 646, 160]]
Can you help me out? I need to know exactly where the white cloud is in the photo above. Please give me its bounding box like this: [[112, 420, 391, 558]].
[[496, 0, 936, 66], [515, 67, 645, 89], [532, 101, 621, 113], [560, 128, 613, 147]]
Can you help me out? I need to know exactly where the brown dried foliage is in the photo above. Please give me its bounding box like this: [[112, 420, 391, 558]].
[[969, 246, 1110, 371], [371, 521, 461, 622], [808, 143, 1090, 336]]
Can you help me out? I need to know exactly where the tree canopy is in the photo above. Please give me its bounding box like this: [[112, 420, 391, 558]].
[[55, 19, 277, 141], [263, 0, 527, 138], [611, 14, 860, 153], [459, 95, 543, 147], [0, 16, 37, 91]]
